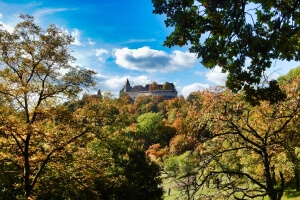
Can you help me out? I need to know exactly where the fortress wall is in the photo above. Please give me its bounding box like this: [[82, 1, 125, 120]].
[[127, 90, 177, 101]]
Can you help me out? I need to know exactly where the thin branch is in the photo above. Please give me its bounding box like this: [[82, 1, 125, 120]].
[[9, 131, 25, 155]]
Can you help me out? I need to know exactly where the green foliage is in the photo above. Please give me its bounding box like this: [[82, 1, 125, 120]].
[[89, 134, 164, 200], [278, 66, 300, 84], [163, 151, 200, 198], [137, 112, 165, 134], [0, 161, 23, 199], [162, 82, 173, 90], [164, 151, 199, 178], [152, 0, 300, 104], [136, 112, 175, 148]]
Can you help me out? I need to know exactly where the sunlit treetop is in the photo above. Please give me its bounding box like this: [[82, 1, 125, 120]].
[[152, 0, 300, 105], [278, 66, 300, 84]]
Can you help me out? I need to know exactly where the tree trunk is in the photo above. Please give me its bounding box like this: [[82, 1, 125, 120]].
[[24, 135, 32, 199], [295, 169, 300, 191], [262, 148, 284, 200]]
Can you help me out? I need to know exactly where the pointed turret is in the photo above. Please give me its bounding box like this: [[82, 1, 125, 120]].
[[126, 79, 130, 86], [124, 78, 131, 92]]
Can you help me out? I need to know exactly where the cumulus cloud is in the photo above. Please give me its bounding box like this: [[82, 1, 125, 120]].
[[181, 83, 209, 97], [113, 46, 197, 73], [206, 66, 228, 85], [95, 49, 109, 62], [71, 29, 81, 46]]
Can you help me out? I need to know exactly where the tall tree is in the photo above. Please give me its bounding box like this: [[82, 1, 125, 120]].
[[0, 15, 96, 199], [152, 0, 300, 104]]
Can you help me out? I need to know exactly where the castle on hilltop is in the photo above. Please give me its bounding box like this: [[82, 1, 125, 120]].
[[120, 79, 178, 101]]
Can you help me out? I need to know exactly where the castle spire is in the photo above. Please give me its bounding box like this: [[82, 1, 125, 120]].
[[124, 78, 131, 92], [125, 78, 130, 86]]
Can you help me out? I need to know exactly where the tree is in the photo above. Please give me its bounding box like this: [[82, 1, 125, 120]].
[[162, 82, 173, 90], [278, 66, 300, 84], [164, 151, 200, 199], [136, 112, 175, 148], [133, 95, 165, 115], [279, 72, 300, 191], [184, 84, 300, 200], [0, 15, 96, 199], [152, 0, 300, 104], [92, 136, 164, 200], [165, 96, 187, 124], [169, 134, 196, 155], [149, 81, 159, 91]]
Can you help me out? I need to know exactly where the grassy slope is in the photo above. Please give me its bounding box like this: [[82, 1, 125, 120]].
[[162, 178, 300, 200]]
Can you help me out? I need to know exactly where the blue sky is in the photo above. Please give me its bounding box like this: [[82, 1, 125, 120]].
[[0, 0, 299, 97]]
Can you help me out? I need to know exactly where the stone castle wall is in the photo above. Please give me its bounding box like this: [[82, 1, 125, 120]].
[[126, 90, 177, 101], [120, 79, 178, 101]]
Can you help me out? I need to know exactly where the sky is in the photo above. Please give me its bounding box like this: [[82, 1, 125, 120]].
[[0, 0, 299, 98]]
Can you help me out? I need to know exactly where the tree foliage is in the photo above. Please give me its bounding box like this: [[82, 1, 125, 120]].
[[136, 112, 175, 148], [162, 82, 173, 90], [176, 80, 299, 199], [152, 0, 300, 104], [149, 81, 159, 91], [278, 66, 300, 84], [0, 14, 96, 199]]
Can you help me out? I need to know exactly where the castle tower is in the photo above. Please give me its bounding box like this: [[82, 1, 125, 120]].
[[124, 79, 131, 92]]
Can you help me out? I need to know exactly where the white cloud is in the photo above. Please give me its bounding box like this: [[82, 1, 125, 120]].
[[88, 38, 95, 45], [0, 13, 15, 32], [95, 49, 109, 62], [34, 8, 74, 19], [129, 75, 152, 86], [71, 49, 96, 69], [123, 38, 156, 44], [181, 83, 209, 97], [99, 75, 151, 97], [95, 73, 106, 79], [113, 46, 198, 73], [71, 29, 81, 46], [0, 21, 13, 32], [194, 71, 205, 76], [102, 75, 151, 91], [206, 66, 228, 85]]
